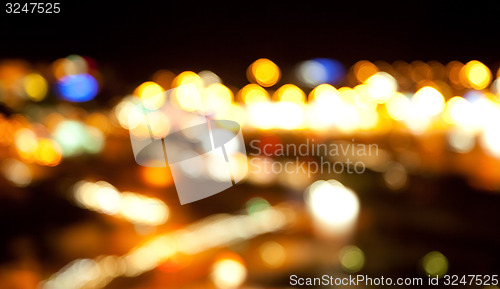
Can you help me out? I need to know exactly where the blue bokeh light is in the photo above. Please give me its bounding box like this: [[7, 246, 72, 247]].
[[57, 73, 98, 102], [297, 58, 346, 87]]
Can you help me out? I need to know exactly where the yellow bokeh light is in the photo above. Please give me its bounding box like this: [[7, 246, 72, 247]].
[[309, 84, 341, 104], [239, 84, 269, 104], [1, 158, 32, 187], [146, 111, 171, 139], [172, 71, 203, 87], [259, 241, 286, 268], [461, 60, 492, 90], [23, 73, 48, 102], [274, 84, 306, 103], [412, 86, 445, 117], [385, 92, 411, 121], [248, 58, 281, 87], [442, 96, 471, 126], [211, 255, 247, 289], [353, 60, 379, 83], [34, 138, 62, 166], [339, 245, 365, 273], [14, 128, 38, 162], [203, 83, 233, 113], [136, 82, 165, 110], [172, 72, 204, 112], [365, 72, 398, 103], [422, 251, 448, 277], [140, 165, 173, 188]]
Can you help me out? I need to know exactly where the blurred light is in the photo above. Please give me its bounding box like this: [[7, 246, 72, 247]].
[[491, 78, 500, 96], [274, 102, 306, 129], [114, 96, 142, 130], [140, 166, 173, 187], [461, 60, 492, 90], [136, 81, 165, 110], [297, 58, 345, 87], [259, 241, 286, 268], [173, 71, 203, 87], [57, 73, 99, 102], [199, 70, 222, 86], [383, 162, 408, 190], [42, 204, 290, 289], [23, 73, 48, 102], [247, 102, 277, 129], [365, 72, 397, 103], [203, 83, 233, 114], [447, 61, 464, 86], [34, 138, 62, 166], [422, 251, 448, 277], [239, 84, 270, 104], [145, 110, 171, 139], [274, 84, 306, 103], [248, 58, 280, 87], [211, 255, 247, 289], [305, 180, 360, 233], [14, 128, 38, 162], [246, 197, 271, 215], [442, 97, 472, 126], [412, 86, 445, 117], [480, 121, 500, 158], [73, 180, 169, 226], [53, 120, 104, 156], [353, 60, 379, 83], [448, 127, 476, 153], [1, 158, 32, 187], [175, 84, 203, 112], [120, 192, 169, 226], [385, 92, 411, 121], [309, 84, 341, 104], [339, 245, 365, 273]]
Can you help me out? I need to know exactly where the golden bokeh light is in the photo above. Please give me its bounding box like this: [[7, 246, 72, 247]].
[[248, 58, 281, 87], [140, 165, 173, 188], [309, 84, 341, 104], [442, 96, 472, 126], [259, 241, 286, 268], [385, 92, 411, 121], [274, 84, 306, 103], [211, 254, 247, 289], [14, 128, 38, 162], [461, 60, 492, 90], [353, 60, 379, 83], [135, 81, 165, 110], [172, 72, 204, 112], [34, 138, 62, 166], [412, 86, 445, 117], [238, 84, 270, 104], [365, 72, 398, 103], [23, 73, 48, 102], [203, 83, 233, 113]]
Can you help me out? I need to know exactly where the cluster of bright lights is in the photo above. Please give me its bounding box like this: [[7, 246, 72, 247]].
[[73, 180, 169, 226], [115, 60, 500, 163], [40, 202, 293, 289], [14, 128, 62, 166]]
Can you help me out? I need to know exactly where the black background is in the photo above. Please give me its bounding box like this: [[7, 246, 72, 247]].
[[1, 1, 500, 87]]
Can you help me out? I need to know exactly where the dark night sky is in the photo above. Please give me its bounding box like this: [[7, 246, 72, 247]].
[[1, 1, 500, 87]]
